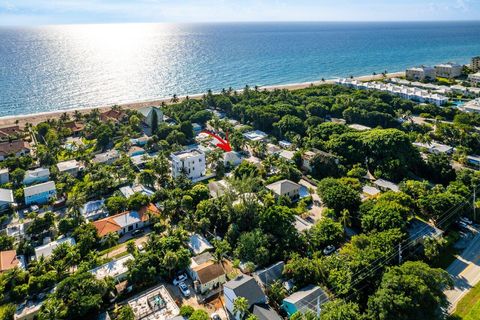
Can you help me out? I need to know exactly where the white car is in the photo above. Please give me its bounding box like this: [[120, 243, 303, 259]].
[[323, 245, 336, 255], [211, 313, 221, 320], [173, 273, 188, 286], [178, 282, 191, 297]]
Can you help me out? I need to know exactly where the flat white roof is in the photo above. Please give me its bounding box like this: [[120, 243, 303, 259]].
[[90, 254, 133, 280], [188, 234, 213, 255], [24, 181, 56, 197], [34, 237, 75, 259], [56, 159, 80, 172], [24, 167, 49, 179], [171, 148, 204, 160], [0, 188, 14, 203]]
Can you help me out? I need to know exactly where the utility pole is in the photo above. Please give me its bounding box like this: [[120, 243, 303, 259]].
[[398, 243, 402, 264], [474, 186, 477, 222]]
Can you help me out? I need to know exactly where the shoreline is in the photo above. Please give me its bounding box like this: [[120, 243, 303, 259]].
[[0, 71, 404, 127]]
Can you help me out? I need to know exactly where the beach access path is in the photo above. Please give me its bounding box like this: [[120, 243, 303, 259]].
[[0, 72, 404, 128]]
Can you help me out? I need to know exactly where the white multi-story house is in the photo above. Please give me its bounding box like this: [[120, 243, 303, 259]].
[[434, 62, 463, 79], [24, 181, 56, 205], [56, 160, 82, 177], [171, 148, 206, 180], [406, 66, 436, 81]]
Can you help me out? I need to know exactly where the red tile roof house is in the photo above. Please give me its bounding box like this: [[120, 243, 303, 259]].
[[0, 140, 30, 161], [0, 250, 22, 273], [93, 204, 160, 238], [100, 109, 126, 123]]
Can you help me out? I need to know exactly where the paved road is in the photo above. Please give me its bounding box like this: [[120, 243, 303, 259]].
[[445, 228, 480, 312]]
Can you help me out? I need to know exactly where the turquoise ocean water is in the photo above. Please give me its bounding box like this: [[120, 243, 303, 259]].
[[0, 21, 480, 117]]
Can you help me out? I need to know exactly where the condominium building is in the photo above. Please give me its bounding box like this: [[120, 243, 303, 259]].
[[336, 79, 448, 106], [468, 72, 480, 87], [434, 62, 463, 79], [462, 98, 480, 113], [170, 148, 206, 180], [472, 56, 480, 72], [406, 66, 436, 81]]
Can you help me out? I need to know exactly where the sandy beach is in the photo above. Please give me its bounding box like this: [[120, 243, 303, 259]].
[[0, 71, 404, 128]]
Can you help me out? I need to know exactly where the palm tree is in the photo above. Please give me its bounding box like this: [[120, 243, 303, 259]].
[[66, 191, 86, 219], [104, 232, 120, 256], [339, 209, 351, 227], [38, 298, 67, 320], [73, 110, 83, 121], [170, 94, 179, 103], [233, 297, 249, 319]]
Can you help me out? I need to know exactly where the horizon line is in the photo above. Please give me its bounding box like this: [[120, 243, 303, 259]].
[[1, 19, 480, 27]]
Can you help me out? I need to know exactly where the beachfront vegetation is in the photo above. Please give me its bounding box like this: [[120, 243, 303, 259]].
[[0, 83, 479, 319]]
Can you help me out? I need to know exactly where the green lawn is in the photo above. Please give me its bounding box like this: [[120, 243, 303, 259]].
[[453, 284, 480, 320]]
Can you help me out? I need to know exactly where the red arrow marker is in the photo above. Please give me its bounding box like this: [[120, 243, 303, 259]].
[[202, 130, 232, 152]]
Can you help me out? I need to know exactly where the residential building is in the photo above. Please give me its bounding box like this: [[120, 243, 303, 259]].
[[279, 140, 293, 149], [119, 184, 155, 198], [56, 159, 82, 177], [0, 250, 24, 273], [171, 148, 206, 180], [266, 179, 301, 200], [406, 66, 436, 81], [0, 188, 14, 211], [14, 300, 44, 320], [467, 155, 480, 168], [0, 168, 9, 184], [0, 125, 22, 140], [128, 146, 146, 157], [362, 185, 381, 200], [282, 285, 329, 318], [188, 234, 214, 255], [34, 237, 76, 260], [23, 167, 50, 185], [223, 151, 242, 167], [92, 149, 120, 165], [130, 136, 149, 146], [24, 181, 56, 205], [407, 218, 443, 246], [412, 141, 454, 154], [462, 98, 480, 113], [301, 149, 338, 172], [472, 56, 480, 72], [243, 130, 268, 142], [190, 259, 226, 294], [92, 204, 160, 238], [100, 109, 125, 122], [279, 150, 295, 161], [336, 79, 449, 106], [6, 223, 27, 241], [434, 62, 463, 79], [90, 254, 134, 282], [293, 215, 314, 233], [127, 284, 179, 320], [64, 121, 85, 136], [252, 304, 282, 320], [138, 106, 163, 129], [373, 179, 399, 192], [208, 179, 229, 198], [469, 72, 480, 86], [80, 199, 107, 221], [0, 140, 30, 161], [224, 275, 267, 320], [348, 123, 371, 131], [253, 261, 285, 289]]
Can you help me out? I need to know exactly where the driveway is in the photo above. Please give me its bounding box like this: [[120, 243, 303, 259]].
[[444, 227, 480, 312]]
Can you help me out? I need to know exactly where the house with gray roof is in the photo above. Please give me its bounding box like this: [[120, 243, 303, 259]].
[[253, 261, 285, 289], [224, 274, 267, 320], [0, 188, 14, 212], [266, 179, 301, 200], [282, 285, 329, 318], [252, 304, 282, 320]]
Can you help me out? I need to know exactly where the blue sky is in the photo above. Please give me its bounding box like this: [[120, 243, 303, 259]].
[[0, 0, 479, 25]]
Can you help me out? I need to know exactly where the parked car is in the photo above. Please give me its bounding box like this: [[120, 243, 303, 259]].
[[137, 243, 145, 252], [323, 245, 336, 255], [178, 282, 191, 297], [460, 217, 473, 225], [132, 229, 144, 236], [210, 313, 221, 320], [173, 273, 188, 286]]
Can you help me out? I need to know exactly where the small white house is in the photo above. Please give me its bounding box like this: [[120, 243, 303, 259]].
[[56, 159, 82, 177], [187, 234, 214, 255], [89, 254, 134, 282], [24, 181, 56, 205], [266, 179, 301, 200]]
